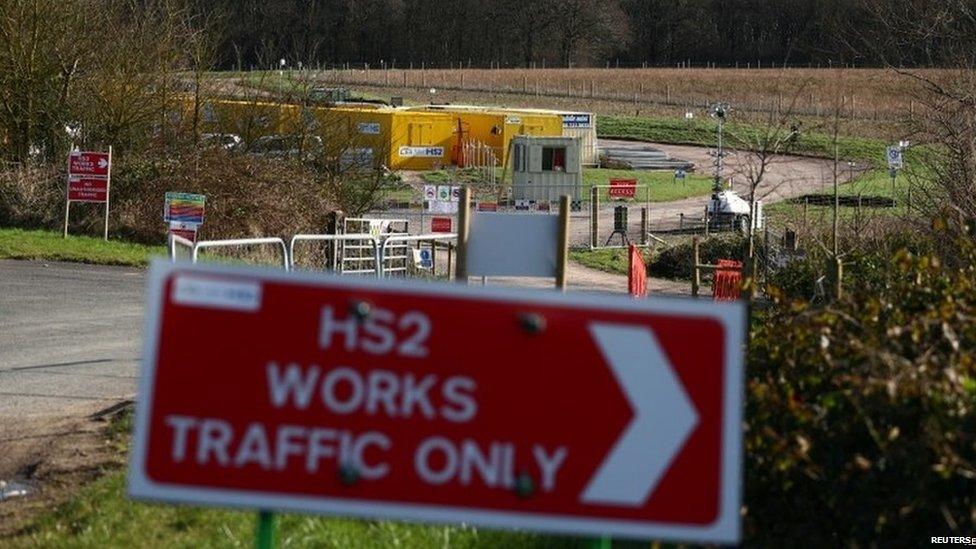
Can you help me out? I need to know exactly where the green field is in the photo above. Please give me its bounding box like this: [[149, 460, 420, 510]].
[[0, 228, 163, 266], [764, 168, 919, 225]]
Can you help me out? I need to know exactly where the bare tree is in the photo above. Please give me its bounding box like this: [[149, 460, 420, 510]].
[[724, 81, 813, 295], [860, 0, 976, 250], [0, 0, 98, 161]]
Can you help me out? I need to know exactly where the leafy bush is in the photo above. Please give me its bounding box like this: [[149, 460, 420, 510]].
[[0, 164, 63, 229], [648, 235, 748, 279], [767, 229, 937, 300], [0, 148, 339, 244], [744, 244, 976, 544], [110, 148, 333, 243]]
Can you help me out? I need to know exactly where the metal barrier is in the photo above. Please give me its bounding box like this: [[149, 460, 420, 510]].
[[168, 234, 195, 262], [289, 233, 381, 276], [171, 232, 455, 278], [379, 233, 457, 277], [191, 237, 290, 271]]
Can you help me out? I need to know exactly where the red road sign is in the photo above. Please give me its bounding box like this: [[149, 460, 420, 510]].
[[431, 217, 452, 233], [130, 261, 744, 543], [168, 228, 197, 243], [69, 151, 111, 177], [608, 179, 638, 199], [67, 176, 109, 203]]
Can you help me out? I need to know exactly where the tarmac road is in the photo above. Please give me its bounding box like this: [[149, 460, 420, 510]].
[[0, 259, 143, 412], [0, 260, 143, 477], [0, 256, 687, 479]]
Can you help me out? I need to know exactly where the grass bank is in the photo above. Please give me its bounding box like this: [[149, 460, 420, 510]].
[[0, 228, 163, 267], [598, 115, 892, 164], [764, 168, 919, 225]]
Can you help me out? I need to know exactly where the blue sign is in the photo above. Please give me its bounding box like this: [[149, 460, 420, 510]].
[[562, 113, 591, 129], [414, 248, 433, 269]]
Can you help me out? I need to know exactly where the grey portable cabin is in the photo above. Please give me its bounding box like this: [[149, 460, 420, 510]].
[[510, 136, 583, 203]]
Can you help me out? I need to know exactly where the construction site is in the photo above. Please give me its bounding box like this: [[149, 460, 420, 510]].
[[174, 84, 816, 278]]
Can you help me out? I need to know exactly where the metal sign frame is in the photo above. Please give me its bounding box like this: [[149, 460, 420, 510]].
[[63, 147, 112, 240]]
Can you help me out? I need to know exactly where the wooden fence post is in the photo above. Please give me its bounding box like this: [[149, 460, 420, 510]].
[[590, 186, 599, 248], [455, 187, 471, 283], [830, 256, 843, 301], [692, 237, 701, 298], [556, 196, 570, 290]]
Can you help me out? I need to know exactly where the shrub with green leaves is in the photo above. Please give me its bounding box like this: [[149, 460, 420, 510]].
[[649, 235, 748, 279], [744, 246, 976, 544]]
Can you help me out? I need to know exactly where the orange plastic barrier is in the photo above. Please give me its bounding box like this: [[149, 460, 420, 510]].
[[628, 245, 647, 297], [712, 259, 743, 302]]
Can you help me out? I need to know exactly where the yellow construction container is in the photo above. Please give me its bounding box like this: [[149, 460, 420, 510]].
[[312, 106, 455, 170], [181, 99, 463, 170], [406, 105, 564, 167]]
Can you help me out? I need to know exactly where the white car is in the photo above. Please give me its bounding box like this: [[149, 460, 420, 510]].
[[200, 133, 242, 150], [248, 135, 323, 160]]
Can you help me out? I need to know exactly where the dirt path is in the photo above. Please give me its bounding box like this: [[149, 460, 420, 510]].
[[474, 260, 688, 295], [581, 140, 871, 243]]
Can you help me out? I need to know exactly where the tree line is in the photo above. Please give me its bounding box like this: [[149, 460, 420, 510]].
[[195, 0, 950, 70]]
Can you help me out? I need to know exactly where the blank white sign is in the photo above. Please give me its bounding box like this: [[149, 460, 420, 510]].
[[467, 212, 558, 277]]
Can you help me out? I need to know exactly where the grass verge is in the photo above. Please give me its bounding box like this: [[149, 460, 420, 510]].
[[570, 248, 630, 276], [5, 408, 585, 548], [583, 169, 712, 202], [421, 168, 712, 203], [0, 228, 163, 267], [8, 471, 584, 548]]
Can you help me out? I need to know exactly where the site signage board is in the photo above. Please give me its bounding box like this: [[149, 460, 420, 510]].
[[608, 179, 638, 199], [130, 261, 744, 543]]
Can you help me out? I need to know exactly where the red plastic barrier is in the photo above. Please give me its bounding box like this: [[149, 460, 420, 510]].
[[628, 245, 647, 297], [712, 259, 743, 302]]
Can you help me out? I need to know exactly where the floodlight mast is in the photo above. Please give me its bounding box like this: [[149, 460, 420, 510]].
[[710, 103, 729, 195]]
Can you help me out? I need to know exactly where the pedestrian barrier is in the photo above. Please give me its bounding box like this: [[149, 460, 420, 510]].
[[168, 233, 195, 262], [171, 231, 456, 278], [379, 233, 457, 277], [191, 237, 290, 271], [289, 232, 458, 277], [628, 244, 647, 297], [289, 233, 381, 275], [712, 259, 743, 302], [690, 237, 744, 300]]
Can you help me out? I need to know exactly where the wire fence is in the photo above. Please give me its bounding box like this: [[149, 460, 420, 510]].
[[300, 67, 915, 122]]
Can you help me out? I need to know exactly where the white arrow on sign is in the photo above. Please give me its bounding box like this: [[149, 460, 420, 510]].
[[581, 323, 699, 507], [98, 158, 109, 169]]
